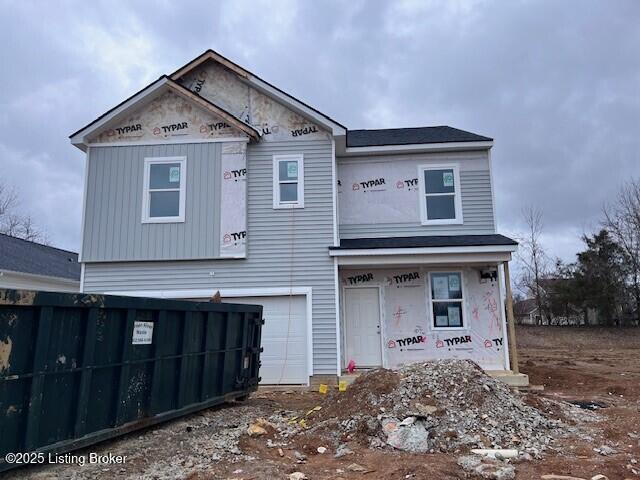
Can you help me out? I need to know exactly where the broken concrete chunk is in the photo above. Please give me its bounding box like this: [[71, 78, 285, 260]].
[[386, 420, 430, 453], [593, 445, 617, 456], [399, 416, 417, 426], [457, 455, 515, 480], [346, 463, 367, 472], [289, 472, 308, 480], [413, 402, 438, 416], [334, 444, 354, 458]]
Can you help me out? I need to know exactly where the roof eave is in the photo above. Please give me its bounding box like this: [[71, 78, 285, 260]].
[[338, 140, 493, 157], [69, 76, 260, 151], [329, 244, 517, 256], [69, 76, 171, 150]]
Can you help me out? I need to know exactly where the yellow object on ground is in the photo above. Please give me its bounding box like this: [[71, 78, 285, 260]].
[[338, 381, 348, 391], [318, 384, 328, 394]]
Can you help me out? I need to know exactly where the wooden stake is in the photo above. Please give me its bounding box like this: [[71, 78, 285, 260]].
[[503, 261, 520, 374]]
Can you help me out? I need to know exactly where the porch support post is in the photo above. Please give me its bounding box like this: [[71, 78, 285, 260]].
[[503, 261, 520, 374]]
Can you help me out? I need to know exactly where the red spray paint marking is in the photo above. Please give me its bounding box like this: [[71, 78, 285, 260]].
[[393, 306, 407, 326]]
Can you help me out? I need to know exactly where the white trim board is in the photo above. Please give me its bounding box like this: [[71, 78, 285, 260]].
[[103, 286, 314, 382], [333, 258, 342, 375], [340, 141, 493, 156], [330, 244, 517, 257], [334, 252, 513, 266]]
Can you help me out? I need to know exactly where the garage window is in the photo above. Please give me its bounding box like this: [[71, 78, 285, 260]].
[[273, 154, 304, 209], [142, 157, 186, 223], [418, 164, 463, 225], [430, 272, 464, 328]]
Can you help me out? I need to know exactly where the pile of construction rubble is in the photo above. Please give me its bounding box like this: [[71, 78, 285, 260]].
[[301, 360, 565, 457]]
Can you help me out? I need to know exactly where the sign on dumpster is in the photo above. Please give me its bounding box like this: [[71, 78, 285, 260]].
[[132, 321, 154, 345]]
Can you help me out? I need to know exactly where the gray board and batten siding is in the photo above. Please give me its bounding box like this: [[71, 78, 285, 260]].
[[83, 143, 223, 262], [82, 139, 338, 375], [337, 150, 495, 239]]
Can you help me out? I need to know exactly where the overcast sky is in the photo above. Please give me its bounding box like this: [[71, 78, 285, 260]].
[[1, 0, 639, 264]]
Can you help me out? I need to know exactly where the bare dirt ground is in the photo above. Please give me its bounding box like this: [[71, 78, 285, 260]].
[[7, 326, 640, 480]]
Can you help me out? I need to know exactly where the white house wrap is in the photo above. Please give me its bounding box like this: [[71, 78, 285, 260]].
[[341, 267, 506, 370], [220, 142, 247, 257]]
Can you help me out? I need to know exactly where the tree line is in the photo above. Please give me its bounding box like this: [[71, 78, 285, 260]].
[[517, 179, 640, 327], [0, 181, 47, 243]]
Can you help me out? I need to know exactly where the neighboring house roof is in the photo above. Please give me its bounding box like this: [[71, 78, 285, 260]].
[[0, 233, 81, 281], [346, 126, 493, 148], [329, 234, 517, 250], [514, 298, 539, 316]]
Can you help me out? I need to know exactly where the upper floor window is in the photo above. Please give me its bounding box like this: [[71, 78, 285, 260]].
[[142, 156, 186, 223], [273, 154, 304, 209], [418, 164, 463, 225]]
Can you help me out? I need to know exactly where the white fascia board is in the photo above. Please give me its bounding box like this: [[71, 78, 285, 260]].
[[246, 75, 347, 137], [70, 77, 170, 151], [335, 252, 513, 266], [329, 244, 517, 257], [340, 141, 493, 157], [102, 286, 313, 299]]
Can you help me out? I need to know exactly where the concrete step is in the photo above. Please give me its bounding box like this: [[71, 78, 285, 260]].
[[486, 370, 530, 387]]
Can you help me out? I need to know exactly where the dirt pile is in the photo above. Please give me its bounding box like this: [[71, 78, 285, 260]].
[[303, 360, 563, 456]]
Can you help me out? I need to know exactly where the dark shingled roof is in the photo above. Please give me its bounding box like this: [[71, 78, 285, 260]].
[[329, 234, 517, 250], [0, 233, 81, 281], [346, 126, 493, 148]]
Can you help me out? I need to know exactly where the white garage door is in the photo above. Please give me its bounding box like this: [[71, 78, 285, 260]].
[[226, 295, 308, 385]]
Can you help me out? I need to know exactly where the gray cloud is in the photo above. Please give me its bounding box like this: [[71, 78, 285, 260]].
[[1, 0, 638, 264]]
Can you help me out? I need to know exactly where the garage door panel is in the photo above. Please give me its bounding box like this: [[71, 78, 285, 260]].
[[225, 295, 308, 384]]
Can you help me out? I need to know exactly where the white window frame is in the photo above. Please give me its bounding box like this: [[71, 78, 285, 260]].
[[418, 164, 463, 225], [273, 154, 304, 209], [427, 270, 467, 331], [142, 156, 187, 223]]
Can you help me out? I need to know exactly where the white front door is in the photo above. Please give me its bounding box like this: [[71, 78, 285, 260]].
[[344, 287, 382, 367]]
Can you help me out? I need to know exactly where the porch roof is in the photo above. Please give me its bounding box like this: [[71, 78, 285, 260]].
[[330, 234, 517, 251], [329, 234, 517, 266]]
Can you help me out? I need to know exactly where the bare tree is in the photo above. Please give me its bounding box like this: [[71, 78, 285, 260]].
[[0, 181, 48, 243], [603, 178, 640, 325], [516, 206, 550, 325]]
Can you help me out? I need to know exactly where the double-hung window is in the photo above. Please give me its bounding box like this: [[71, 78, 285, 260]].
[[273, 154, 304, 209], [430, 272, 465, 329], [142, 156, 186, 223], [418, 164, 462, 225]]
